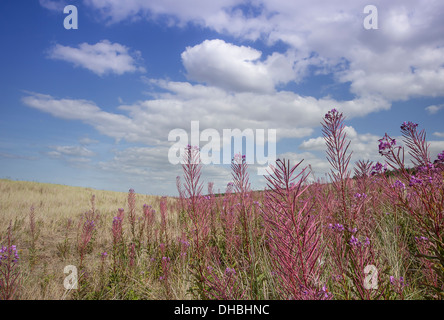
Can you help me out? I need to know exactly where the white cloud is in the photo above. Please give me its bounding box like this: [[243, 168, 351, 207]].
[[181, 39, 304, 93], [430, 141, 444, 160], [39, 0, 67, 11], [182, 39, 271, 93], [22, 86, 393, 195], [433, 132, 444, 138], [22, 82, 390, 147], [48, 145, 96, 158], [299, 137, 325, 151], [339, 46, 444, 101], [83, 0, 242, 25], [79, 137, 99, 145], [22, 92, 147, 143], [98, 146, 233, 194], [48, 40, 146, 76], [300, 125, 383, 166], [66, 157, 93, 164], [83, 0, 444, 102], [426, 104, 444, 115], [46, 145, 96, 168]]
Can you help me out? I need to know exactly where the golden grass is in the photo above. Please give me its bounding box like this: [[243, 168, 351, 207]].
[[0, 179, 180, 299]]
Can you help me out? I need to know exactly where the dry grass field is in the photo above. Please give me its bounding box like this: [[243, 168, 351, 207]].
[[0, 178, 182, 299]]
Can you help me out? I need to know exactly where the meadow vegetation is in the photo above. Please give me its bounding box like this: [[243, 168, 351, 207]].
[[1, 109, 443, 300]]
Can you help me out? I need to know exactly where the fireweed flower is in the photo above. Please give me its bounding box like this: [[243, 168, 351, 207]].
[[232, 153, 244, 163], [180, 239, 190, 248], [85, 220, 95, 229], [364, 237, 370, 246], [320, 285, 330, 299], [409, 175, 422, 187], [390, 276, 406, 287], [371, 162, 387, 175], [162, 257, 171, 264], [393, 180, 406, 189], [349, 235, 369, 247], [113, 216, 122, 223], [354, 193, 367, 199], [349, 235, 360, 247], [436, 150, 444, 163], [324, 108, 339, 120], [328, 223, 345, 232], [400, 121, 418, 131], [378, 134, 397, 155], [225, 267, 236, 276], [417, 163, 435, 173], [378, 141, 390, 153], [0, 245, 19, 264]]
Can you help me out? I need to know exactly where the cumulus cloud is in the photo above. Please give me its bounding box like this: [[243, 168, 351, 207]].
[[181, 39, 305, 93], [339, 46, 444, 100], [48, 40, 146, 76], [430, 141, 444, 159], [300, 125, 383, 167], [22, 92, 147, 143], [299, 137, 325, 152], [21, 84, 393, 194], [83, 0, 444, 102], [22, 82, 390, 148]]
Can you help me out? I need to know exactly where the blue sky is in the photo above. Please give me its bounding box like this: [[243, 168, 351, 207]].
[[1, 0, 443, 196]]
